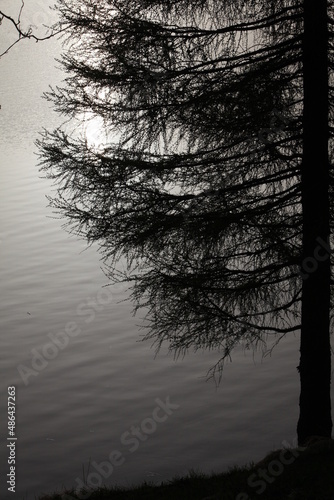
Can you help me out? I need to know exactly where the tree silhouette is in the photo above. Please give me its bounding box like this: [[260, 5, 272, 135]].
[[37, 0, 333, 445]]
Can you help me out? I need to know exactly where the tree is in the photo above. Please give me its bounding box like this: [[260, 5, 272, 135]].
[[37, 0, 333, 445]]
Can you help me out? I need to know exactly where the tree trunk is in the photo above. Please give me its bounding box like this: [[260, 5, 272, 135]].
[[297, 0, 332, 445]]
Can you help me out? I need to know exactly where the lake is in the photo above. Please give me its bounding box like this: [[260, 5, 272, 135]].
[[0, 2, 321, 499]]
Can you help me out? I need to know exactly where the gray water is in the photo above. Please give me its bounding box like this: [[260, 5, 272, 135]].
[[0, 2, 317, 499]]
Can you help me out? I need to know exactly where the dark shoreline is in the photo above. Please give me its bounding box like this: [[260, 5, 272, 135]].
[[36, 437, 334, 500]]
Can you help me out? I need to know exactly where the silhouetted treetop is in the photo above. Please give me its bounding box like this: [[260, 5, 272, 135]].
[[38, 1, 333, 391]]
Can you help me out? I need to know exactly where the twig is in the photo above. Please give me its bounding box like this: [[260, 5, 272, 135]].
[[0, 4, 68, 59]]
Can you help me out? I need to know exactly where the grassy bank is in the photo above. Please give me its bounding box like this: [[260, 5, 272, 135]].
[[38, 437, 334, 500]]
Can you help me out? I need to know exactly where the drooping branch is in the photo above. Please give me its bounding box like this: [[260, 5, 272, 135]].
[[36, 0, 323, 361]]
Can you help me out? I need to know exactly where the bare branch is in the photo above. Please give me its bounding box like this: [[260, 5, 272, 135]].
[[0, 2, 68, 59]]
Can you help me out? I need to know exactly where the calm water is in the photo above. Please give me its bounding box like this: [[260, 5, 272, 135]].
[[0, 3, 325, 500]]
